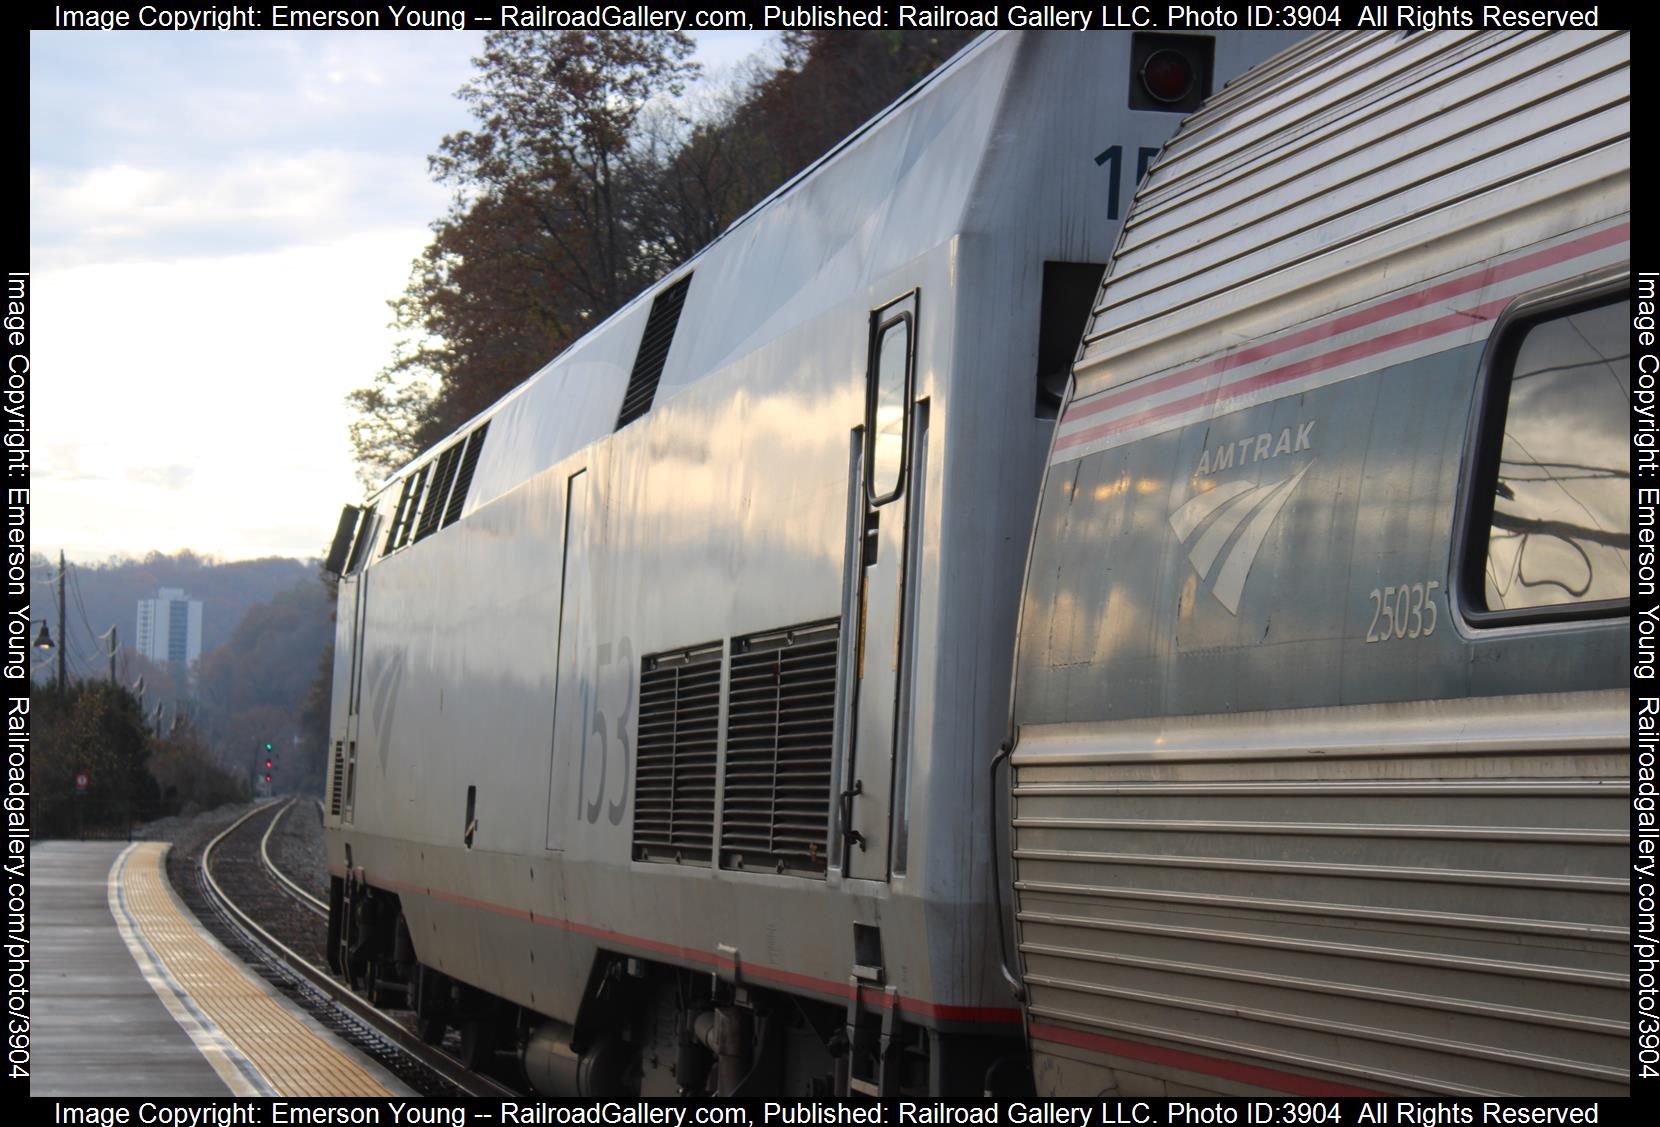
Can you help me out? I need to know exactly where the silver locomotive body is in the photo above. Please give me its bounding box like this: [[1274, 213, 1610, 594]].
[[321, 30, 1299, 1096], [1011, 30, 1631, 1096]]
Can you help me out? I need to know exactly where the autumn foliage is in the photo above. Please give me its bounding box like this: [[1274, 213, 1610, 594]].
[[31, 681, 248, 837], [348, 30, 975, 483]]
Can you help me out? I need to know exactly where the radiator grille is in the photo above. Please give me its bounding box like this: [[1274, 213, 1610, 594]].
[[720, 619, 839, 877], [632, 642, 723, 864], [442, 422, 489, 527], [616, 275, 691, 430], [414, 440, 463, 542], [383, 470, 421, 555], [344, 509, 376, 574], [329, 741, 345, 816]]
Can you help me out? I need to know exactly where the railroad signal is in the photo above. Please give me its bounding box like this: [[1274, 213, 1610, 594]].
[[258, 739, 278, 791]]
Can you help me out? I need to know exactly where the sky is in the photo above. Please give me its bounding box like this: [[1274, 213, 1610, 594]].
[[29, 29, 777, 564]]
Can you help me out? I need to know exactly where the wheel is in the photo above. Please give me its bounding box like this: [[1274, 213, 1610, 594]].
[[412, 964, 451, 1040], [416, 1015, 447, 1045], [459, 1017, 495, 1070]]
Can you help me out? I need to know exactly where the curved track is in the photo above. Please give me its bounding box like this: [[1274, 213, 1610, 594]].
[[257, 798, 327, 917], [197, 800, 520, 1097]]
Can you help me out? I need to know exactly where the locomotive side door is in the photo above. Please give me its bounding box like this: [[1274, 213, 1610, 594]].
[[844, 293, 917, 881], [546, 468, 591, 851]]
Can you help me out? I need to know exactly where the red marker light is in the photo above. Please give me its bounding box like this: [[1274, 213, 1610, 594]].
[[1141, 49, 1196, 104]]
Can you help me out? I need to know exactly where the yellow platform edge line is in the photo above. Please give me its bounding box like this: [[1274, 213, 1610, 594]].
[[110, 840, 395, 1097], [106, 842, 270, 1096]]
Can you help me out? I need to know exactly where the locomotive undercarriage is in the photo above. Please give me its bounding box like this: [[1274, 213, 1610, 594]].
[[328, 875, 1025, 1096]]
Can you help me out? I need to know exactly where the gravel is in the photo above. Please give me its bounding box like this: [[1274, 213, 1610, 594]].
[[134, 800, 261, 850], [136, 794, 329, 907], [267, 797, 330, 899]]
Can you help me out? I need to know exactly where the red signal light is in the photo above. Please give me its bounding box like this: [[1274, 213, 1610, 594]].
[[1140, 49, 1196, 104]]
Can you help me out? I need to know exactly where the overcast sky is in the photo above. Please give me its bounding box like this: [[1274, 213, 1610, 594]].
[[29, 29, 776, 564]]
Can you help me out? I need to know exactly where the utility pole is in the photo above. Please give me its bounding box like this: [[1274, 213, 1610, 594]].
[[56, 550, 67, 693], [100, 625, 119, 683]]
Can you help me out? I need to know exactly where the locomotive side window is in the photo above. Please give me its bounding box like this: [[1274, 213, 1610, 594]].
[[1465, 291, 1630, 621], [866, 294, 916, 506]]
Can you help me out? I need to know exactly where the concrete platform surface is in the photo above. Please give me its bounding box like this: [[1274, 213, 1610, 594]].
[[31, 839, 410, 1097]]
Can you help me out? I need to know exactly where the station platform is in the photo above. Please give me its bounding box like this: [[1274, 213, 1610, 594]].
[[32, 840, 412, 1097]]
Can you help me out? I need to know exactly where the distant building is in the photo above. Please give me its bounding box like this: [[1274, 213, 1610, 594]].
[[136, 587, 203, 676]]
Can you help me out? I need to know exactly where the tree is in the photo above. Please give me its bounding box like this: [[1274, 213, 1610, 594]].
[[33, 682, 161, 836], [191, 577, 335, 789], [349, 31, 697, 482], [347, 31, 979, 484], [735, 31, 977, 198]]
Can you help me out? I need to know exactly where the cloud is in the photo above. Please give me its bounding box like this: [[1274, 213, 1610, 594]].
[[26, 30, 784, 563], [30, 149, 446, 268], [32, 229, 432, 561], [29, 31, 480, 268]]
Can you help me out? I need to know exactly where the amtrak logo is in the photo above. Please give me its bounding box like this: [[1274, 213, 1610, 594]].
[[1170, 460, 1314, 615]]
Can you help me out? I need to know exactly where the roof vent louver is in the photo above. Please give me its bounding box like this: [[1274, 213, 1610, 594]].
[[615, 275, 691, 430], [719, 619, 840, 877], [632, 641, 723, 865], [382, 466, 427, 556], [442, 422, 489, 527], [414, 440, 463, 543], [344, 509, 376, 574], [323, 506, 361, 577]]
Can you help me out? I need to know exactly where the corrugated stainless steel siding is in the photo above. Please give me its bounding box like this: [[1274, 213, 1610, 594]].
[[1073, 30, 1630, 398], [1013, 693, 1629, 1096]]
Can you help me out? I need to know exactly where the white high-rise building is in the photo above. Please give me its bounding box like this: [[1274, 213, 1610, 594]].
[[136, 587, 203, 671]]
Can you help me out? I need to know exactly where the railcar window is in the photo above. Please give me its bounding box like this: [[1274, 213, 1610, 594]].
[[1471, 295, 1629, 618], [866, 298, 915, 505]]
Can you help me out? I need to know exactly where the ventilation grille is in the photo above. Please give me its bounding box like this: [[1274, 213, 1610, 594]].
[[414, 441, 463, 542], [344, 510, 376, 574], [632, 642, 722, 865], [329, 741, 346, 816], [378, 421, 490, 559], [383, 476, 413, 555], [616, 275, 691, 430], [324, 506, 360, 576], [383, 466, 427, 555], [443, 422, 489, 527], [720, 619, 839, 877]]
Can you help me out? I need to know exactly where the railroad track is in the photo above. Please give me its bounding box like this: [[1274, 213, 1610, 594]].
[[195, 800, 521, 1098], [257, 798, 327, 918]]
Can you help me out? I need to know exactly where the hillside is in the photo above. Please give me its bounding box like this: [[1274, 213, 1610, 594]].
[[28, 550, 317, 671]]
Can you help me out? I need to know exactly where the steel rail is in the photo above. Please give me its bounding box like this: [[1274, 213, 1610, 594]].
[[199, 801, 520, 1097], [258, 797, 328, 916]]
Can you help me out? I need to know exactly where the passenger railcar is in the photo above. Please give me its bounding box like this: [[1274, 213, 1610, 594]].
[[1010, 29, 1631, 1097], [319, 30, 1301, 1097]]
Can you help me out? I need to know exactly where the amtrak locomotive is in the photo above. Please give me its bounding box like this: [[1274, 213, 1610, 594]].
[[321, 30, 1631, 1097]]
